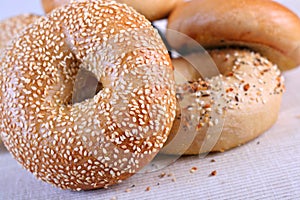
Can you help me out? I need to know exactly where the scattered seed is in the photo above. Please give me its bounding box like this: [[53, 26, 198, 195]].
[[125, 188, 131, 193], [210, 170, 217, 176], [190, 166, 198, 173], [158, 172, 166, 178]]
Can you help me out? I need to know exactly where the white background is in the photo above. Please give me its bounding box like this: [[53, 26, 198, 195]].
[[0, 0, 300, 200]]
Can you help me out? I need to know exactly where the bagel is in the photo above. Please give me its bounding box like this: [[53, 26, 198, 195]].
[[41, 0, 69, 13], [0, 0, 176, 190], [0, 14, 40, 50], [161, 49, 284, 155], [167, 0, 300, 70], [41, 0, 184, 21], [0, 14, 40, 144]]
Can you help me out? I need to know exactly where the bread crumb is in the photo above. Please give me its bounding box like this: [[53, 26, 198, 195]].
[[158, 172, 166, 178], [190, 166, 198, 173], [167, 173, 174, 177], [111, 197, 117, 200], [172, 178, 176, 182], [210, 170, 217, 176], [243, 83, 250, 91], [125, 188, 131, 193], [145, 186, 151, 191], [210, 159, 216, 162]]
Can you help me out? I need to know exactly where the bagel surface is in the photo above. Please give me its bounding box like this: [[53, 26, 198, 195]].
[[0, 14, 40, 50], [0, 14, 40, 144]]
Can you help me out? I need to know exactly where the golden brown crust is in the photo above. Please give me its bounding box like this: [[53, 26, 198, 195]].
[[42, 0, 184, 21], [0, 14, 40, 50], [41, 0, 70, 13], [117, 0, 184, 21], [0, 0, 176, 190], [161, 49, 284, 155], [167, 0, 300, 70], [0, 14, 40, 144]]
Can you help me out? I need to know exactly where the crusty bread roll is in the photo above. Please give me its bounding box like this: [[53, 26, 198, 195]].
[[161, 49, 284, 155], [167, 0, 300, 70], [42, 0, 184, 21]]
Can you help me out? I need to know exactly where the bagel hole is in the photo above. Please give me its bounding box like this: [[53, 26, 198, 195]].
[[69, 68, 103, 104]]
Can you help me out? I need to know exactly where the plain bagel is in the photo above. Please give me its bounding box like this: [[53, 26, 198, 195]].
[[0, 0, 176, 190], [41, 0, 184, 21], [167, 0, 300, 70]]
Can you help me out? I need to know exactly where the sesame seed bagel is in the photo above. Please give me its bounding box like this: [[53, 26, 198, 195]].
[[167, 0, 300, 70], [0, 14, 40, 50], [0, 0, 176, 190], [161, 49, 284, 155], [41, 0, 184, 21], [0, 14, 40, 144]]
